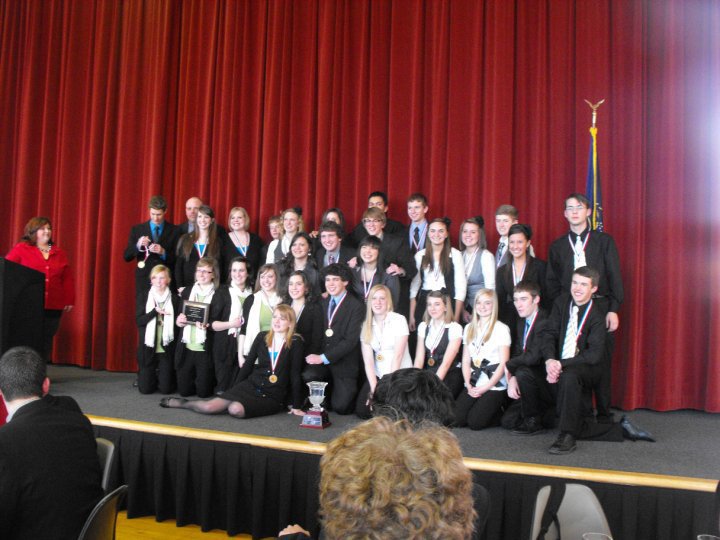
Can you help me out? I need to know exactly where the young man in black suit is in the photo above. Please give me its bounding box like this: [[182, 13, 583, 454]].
[[349, 191, 405, 246], [303, 264, 365, 414], [0, 347, 104, 540], [405, 192, 429, 256], [314, 221, 354, 269], [545, 193, 624, 422], [504, 280, 550, 435], [124, 194, 180, 297], [521, 267, 650, 454], [357, 207, 416, 316]]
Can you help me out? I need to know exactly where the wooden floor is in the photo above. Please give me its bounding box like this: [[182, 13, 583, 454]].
[[116, 511, 265, 539]]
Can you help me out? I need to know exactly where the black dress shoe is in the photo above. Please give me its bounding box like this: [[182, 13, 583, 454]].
[[549, 432, 577, 454], [621, 415, 655, 442], [511, 416, 545, 435], [159, 397, 188, 408]]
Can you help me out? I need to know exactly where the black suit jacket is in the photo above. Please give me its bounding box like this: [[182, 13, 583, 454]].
[[320, 292, 365, 378], [546, 229, 624, 312], [220, 232, 264, 281], [314, 244, 355, 268], [506, 309, 548, 375], [540, 294, 607, 369], [496, 256, 548, 329], [0, 396, 103, 540], [124, 220, 180, 294]]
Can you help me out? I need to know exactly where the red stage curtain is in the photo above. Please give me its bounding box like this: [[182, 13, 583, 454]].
[[1, 0, 718, 412]]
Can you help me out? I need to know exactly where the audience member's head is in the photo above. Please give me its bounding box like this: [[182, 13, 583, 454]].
[[0, 346, 47, 402], [372, 367, 455, 426], [319, 416, 476, 540]]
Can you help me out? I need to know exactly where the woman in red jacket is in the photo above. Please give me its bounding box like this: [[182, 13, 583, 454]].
[[6, 217, 74, 362]]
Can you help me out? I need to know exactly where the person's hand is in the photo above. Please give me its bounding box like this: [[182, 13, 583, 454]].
[[305, 354, 323, 365], [63, 305, 74, 313], [176, 313, 188, 327], [346, 257, 358, 268], [386, 263, 404, 276], [606, 311, 619, 332], [195, 321, 208, 330], [148, 243, 164, 255], [468, 385, 483, 398], [230, 317, 243, 329], [155, 307, 167, 316], [462, 309, 472, 323], [177, 287, 186, 294], [278, 524, 310, 537], [408, 317, 416, 332], [507, 376, 521, 400], [545, 359, 562, 383], [289, 408, 305, 416], [137, 235, 151, 249], [309, 230, 319, 238]]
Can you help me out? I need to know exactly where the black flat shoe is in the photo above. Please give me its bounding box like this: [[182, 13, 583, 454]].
[[621, 415, 655, 442], [511, 417, 545, 436], [549, 432, 577, 455], [159, 397, 188, 408]]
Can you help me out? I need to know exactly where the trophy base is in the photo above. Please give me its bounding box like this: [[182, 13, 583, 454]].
[[300, 409, 331, 429]]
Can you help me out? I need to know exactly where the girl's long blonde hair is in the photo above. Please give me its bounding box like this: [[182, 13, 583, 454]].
[[361, 285, 394, 344], [465, 289, 498, 345]]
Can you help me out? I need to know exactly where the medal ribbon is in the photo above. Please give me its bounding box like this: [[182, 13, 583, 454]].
[[522, 311, 538, 351], [327, 292, 347, 331], [195, 242, 208, 259], [269, 337, 284, 375], [568, 232, 590, 265], [427, 321, 445, 358], [362, 268, 377, 299], [139, 244, 150, 266], [411, 223, 428, 251], [512, 260, 526, 286], [463, 248, 479, 279], [573, 300, 593, 341]]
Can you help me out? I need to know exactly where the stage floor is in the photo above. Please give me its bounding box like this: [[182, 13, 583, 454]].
[[49, 365, 720, 481]]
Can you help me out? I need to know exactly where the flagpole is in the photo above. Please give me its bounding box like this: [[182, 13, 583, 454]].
[[584, 99, 605, 230]]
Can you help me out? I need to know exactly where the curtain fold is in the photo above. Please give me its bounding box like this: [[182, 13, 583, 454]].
[[1, 0, 718, 411]]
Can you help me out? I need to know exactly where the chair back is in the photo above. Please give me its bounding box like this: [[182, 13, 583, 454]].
[[77, 484, 127, 540], [95, 438, 115, 493], [530, 483, 611, 540]]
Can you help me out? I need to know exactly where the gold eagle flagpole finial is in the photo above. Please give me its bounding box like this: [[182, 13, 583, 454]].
[[584, 99, 605, 128]]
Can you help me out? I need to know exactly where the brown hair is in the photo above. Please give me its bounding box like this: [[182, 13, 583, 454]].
[[22, 217, 52, 245]]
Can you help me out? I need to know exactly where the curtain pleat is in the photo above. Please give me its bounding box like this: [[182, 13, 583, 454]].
[[2, 0, 720, 411]]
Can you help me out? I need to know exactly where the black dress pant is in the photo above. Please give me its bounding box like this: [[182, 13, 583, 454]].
[[176, 349, 215, 397], [517, 363, 623, 440], [454, 389, 507, 430], [138, 350, 176, 395]]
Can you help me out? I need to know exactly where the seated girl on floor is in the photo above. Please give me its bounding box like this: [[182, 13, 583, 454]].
[[160, 304, 305, 418]]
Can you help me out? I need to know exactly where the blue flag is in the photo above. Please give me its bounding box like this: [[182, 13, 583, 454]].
[[585, 126, 603, 231]]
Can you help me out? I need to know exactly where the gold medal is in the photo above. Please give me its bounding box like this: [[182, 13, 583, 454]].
[[137, 261, 145, 268], [269, 374, 278, 383], [472, 358, 481, 368], [376, 353, 384, 361], [427, 358, 435, 367], [325, 328, 334, 337]]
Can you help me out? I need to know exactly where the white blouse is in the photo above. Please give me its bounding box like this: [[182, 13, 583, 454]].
[[463, 320, 511, 390], [410, 247, 467, 302], [362, 311, 412, 378]]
